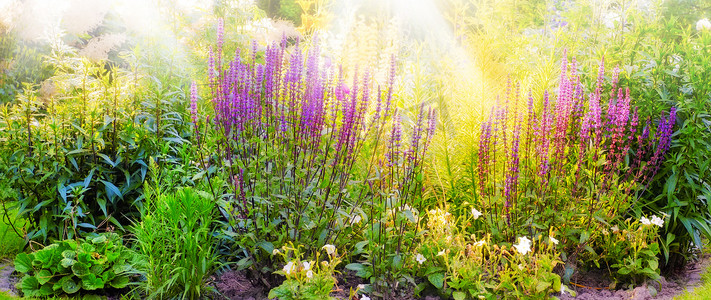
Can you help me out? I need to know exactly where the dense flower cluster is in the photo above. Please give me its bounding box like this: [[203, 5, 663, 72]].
[[200, 18, 437, 250], [475, 54, 676, 242]]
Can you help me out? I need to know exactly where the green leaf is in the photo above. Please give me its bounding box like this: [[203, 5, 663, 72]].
[[97, 198, 108, 217], [83, 168, 95, 189], [453, 291, 466, 300], [14, 253, 33, 273], [72, 262, 90, 277], [109, 276, 130, 288], [20, 275, 40, 296], [345, 263, 364, 272], [648, 260, 659, 271], [36, 270, 53, 285], [256, 241, 274, 254], [428, 272, 444, 289], [81, 273, 105, 290], [101, 180, 123, 200], [38, 283, 54, 296], [61, 277, 81, 294], [536, 280, 552, 292], [60, 258, 76, 268], [580, 231, 590, 244], [91, 234, 107, 244], [62, 250, 76, 259]]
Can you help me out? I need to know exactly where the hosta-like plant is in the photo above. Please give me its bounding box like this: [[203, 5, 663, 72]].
[[14, 233, 137, 298]]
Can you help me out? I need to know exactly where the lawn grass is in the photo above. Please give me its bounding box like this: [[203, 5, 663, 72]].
[[0, 203, 26, 259], [674, 268, 711, 300]]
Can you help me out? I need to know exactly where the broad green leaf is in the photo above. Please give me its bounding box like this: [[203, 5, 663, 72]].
[[72, 262, 90, 277], [60, 258, 76, 268], [14, 253, 33, 273], [536, 280, 552, 292], [36, 270, 53, 285], [82, 273, 105, 290], [62, 250, 76, 259], [453, 291, 466, 300], [109, 276, 130, 288], [91, 235, 107, 244], [256, 241, 274, 254], [61, 277, 80, 294], [20, 275, 40, 296], [428, 272, 444, 289], [38, 283, 54, 296]]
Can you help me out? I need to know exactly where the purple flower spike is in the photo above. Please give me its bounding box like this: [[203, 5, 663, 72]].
[[190, 81, 199, 125]]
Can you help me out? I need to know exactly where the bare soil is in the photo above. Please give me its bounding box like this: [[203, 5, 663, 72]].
[[558, 255, 710, 300]]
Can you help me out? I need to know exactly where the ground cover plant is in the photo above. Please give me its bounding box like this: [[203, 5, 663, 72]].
[[0, 0, 710, 299]]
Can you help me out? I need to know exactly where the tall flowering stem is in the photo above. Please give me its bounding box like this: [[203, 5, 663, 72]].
[[199, 22, 436, 262], [474, 54, 675, 244]]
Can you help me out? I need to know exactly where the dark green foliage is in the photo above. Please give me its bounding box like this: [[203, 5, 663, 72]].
[[13, 232, 137, 298], [625, 24, 711, 268], [0, 45, 190, 244]]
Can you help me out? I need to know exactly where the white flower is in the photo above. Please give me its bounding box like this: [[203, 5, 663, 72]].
[[302, 261, 311, 271], [611, 225, 619, 233], [351, 215, 362, 224], [550, 236, 559, 245], [697, 18, 711, 31], [306, 270, 313, 279], [471, 208, 482, 220], [474, 240, 486, 247], [651, 215, 665, 227], [283, 261, 296, 275], [437, 249, 446, 256], [322, 244, 336, 256], [357, 284, 366, 290], [272, 249, 280, 255], [514, 236, 532, 256], [415, 253, 427, 264], [640, 216, 652, 226], [361, 295, 371, 300]]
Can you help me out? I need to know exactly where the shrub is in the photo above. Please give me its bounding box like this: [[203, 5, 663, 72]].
[[0, 37, 189, 243]]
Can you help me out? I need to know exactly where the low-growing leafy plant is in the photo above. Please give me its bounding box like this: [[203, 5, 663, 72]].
[[583, 215, 665, 287], [412, 207, 563, 299], [13, 232, 137, 298], [269, 242, 342, 300]]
